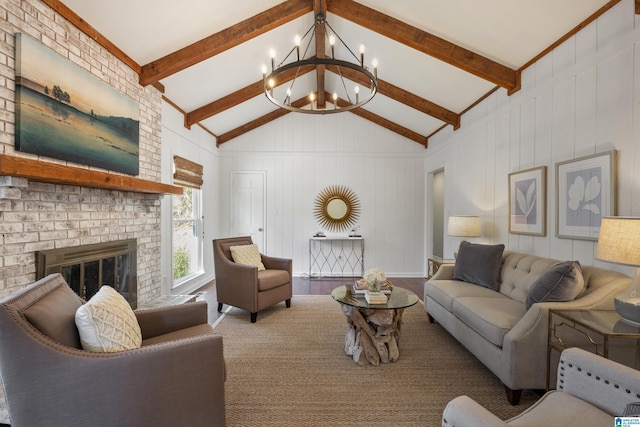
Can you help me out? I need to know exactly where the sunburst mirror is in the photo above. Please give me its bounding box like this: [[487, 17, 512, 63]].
[[314, 185, 361, 232]]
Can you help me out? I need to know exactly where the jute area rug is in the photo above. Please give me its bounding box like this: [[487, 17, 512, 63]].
[[213, 295, 538, 426]]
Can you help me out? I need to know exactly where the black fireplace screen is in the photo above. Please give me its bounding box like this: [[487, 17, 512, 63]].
[[36, 239, 137, 309]]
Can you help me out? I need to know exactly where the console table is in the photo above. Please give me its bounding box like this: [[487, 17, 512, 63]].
[[309, 237, 364, 278]]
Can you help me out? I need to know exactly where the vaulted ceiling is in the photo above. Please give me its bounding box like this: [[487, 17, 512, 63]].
[[51, 0, 627, 148]]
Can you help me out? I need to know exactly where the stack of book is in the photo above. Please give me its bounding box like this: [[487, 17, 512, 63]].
[[364, 290, 388, 304], [353, 279, 393, 295]]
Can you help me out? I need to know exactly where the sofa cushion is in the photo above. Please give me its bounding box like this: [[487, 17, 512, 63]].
[[257, 269, 289, 291], [142, 323, 214, 346], [75, 285, 142, 352], [453, 242, 505, 290], [23, 282, 83, 349], [230, 244, 266, 271], [525, 261, 584, 309], [425, 280, 505, 312], [500, 253, 558, 303], [505, 389, 613, 426], [453, 296, 526, 347]]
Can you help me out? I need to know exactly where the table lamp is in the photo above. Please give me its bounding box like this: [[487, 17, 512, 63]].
[[595, 216, 640, 325], [447, 215, 481, 257], [448, 215, 481, 240]]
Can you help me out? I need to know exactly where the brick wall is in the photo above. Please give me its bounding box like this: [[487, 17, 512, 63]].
[[0, 0, 165, 303]]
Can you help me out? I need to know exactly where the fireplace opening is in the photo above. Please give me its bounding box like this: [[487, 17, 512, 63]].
[[37, 239, 137, 309]]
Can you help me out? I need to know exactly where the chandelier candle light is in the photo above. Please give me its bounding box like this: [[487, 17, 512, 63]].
[[262, 11, 378, 114]]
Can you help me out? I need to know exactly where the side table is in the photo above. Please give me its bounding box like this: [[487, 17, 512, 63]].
[[547, 309, 640, 389], [427, 257, 454, 279]]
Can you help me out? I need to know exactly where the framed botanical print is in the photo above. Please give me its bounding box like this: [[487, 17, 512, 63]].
[[508, 166, 547, 236], [555, 151, 616, 240]]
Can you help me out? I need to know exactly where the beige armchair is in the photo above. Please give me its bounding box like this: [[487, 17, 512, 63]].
[[442, 347, 640, 427], [0, 273, 226, 427], [213, 236, 292, 323]]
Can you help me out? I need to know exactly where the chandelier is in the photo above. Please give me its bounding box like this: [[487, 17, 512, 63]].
[[262, 12, 378, 114]]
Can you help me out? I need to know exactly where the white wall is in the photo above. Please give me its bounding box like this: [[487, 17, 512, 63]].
[[218, 111, 427, 277], [161, 102, 220, 294], [426, 0, 640, 278]]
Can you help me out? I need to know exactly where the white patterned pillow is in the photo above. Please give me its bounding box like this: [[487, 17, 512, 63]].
[[75, 286, 142, 352], [230, 244, 265, 271]]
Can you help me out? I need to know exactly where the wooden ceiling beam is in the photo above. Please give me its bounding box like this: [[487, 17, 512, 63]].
[[139, 0, 313, 86], [325, 65, 459, 129], [327, 0, 520, 95], [378, 79, 460, 130], [186, 81, 262, 128], [187, 63, 460, 131], [218, 93, 427, 146], [185, 66, 315, 127], [217, 97, 310, 145], [331, 94, 427, 147], [314, 0, 327, 108]]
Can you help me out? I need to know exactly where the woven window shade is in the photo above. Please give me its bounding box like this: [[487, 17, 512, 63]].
[[173, 155, 203, 189]]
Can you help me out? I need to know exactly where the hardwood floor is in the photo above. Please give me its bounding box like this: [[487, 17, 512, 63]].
[[195, 276, 426, 322]]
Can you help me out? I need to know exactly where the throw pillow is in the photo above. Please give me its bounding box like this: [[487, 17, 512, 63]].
[[453, 241, 505, 290], [75, 285, 142, 352], [525, 260, 584, 309], [230, 244, 266, 271]]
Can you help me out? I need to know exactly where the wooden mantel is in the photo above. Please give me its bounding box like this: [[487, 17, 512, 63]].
[[0, 154, 182, 195]]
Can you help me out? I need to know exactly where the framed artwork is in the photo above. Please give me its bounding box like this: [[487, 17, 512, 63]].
[[508, 166, 547, 236], [14, 33, 140, 175], [555, 150, 616, 240]]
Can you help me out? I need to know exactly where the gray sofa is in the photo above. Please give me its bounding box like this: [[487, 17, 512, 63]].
[[424, 249, 631, 405], [442, 347, 640, 426]]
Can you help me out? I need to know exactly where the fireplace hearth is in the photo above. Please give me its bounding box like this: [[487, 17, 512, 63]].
[[37, 239, 137, 308]]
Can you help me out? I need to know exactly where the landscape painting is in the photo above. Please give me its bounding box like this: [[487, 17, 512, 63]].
[[14, 33, 139, 175]]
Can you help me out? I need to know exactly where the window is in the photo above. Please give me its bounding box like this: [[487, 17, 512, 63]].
[[172, 156, 204, 287]]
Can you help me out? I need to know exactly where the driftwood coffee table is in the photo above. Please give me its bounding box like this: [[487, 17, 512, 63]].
[[331, 285, 419, 366]]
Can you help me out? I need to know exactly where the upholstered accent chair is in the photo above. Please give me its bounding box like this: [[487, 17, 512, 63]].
[[0, 273, 226, 427], [442, 347, 640, 427], [213, 236, 292, 323]]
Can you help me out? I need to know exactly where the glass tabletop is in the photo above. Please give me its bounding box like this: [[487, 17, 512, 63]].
[[551, 309, 640, 336], [331, 285, 419, 310]]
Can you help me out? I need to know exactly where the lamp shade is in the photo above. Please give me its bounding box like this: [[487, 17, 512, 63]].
[[596, 217, 640, 267], [596, 216, 640, 325], [447, 215, 481, 238]]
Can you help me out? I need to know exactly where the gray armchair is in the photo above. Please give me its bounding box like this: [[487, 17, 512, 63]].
[[213, 236, 292, 323], [0, 273, 225, 427], [442, 347, 640, 426]]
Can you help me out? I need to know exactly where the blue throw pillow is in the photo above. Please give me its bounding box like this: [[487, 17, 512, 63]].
[[452, 241, 505, 290], [525, 261, 584, 309]]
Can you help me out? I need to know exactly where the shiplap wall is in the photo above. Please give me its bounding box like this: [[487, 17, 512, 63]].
[[218, 112, 427, 277], [427, 0, 640, 278]]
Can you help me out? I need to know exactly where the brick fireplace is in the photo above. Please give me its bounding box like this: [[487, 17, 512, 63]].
[[0, 1, 172, 304]]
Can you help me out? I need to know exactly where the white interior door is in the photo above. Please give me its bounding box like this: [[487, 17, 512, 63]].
[[230, 171, 266, 252]]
